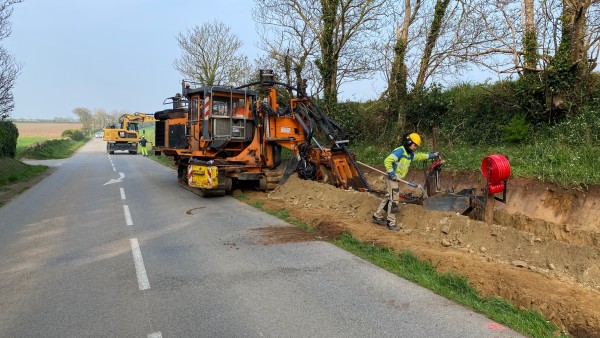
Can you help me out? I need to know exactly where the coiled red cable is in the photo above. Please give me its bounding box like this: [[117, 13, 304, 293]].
[[488, 183, 505, 194], [481, 154, 511, 184]]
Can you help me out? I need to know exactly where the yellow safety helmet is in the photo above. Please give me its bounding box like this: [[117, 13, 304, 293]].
[[407, 132, 421, 146]]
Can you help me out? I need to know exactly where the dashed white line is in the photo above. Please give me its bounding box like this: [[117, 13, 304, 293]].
[[130, 238, 150, 290], [123, 205, 133, 226], [147, 332, 162, 338], [120, 188, 126, 200]]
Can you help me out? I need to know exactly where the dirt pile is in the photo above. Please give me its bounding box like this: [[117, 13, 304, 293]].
[[243, 169, 600, 337]]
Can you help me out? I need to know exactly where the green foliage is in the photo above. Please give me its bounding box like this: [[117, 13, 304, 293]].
[[502, 113, 530, 143], [513, 74, 547, 123], [332, 100, 391, 144], [405, 84, 447, 133], [0, 120, 19, 158], [61, 128, 85, 141], [341, 74, 599, 187], [539, 105, 600, 147], [439, 82, 517, 145]]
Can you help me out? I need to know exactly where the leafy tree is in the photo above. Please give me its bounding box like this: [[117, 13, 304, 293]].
[[72, 107, 93, 133]]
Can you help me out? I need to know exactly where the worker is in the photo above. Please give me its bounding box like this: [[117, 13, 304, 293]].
[[139, 136, 149, 157], [372, 132, 439, 231]]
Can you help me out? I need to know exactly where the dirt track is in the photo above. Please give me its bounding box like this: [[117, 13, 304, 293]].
[[242, 166, 600, 337]]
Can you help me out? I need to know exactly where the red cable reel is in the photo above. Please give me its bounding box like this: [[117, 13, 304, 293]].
[[481, 154, 511, 195]]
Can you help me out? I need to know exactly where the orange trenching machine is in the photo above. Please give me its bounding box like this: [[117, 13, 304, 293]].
[[153, 70, 371, 197]]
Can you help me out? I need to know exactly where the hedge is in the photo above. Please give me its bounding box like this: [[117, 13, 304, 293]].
[[0, 120, 18, 158]]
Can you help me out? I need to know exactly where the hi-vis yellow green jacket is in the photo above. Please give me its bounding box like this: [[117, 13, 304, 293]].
[[384, 146, 430, 179]]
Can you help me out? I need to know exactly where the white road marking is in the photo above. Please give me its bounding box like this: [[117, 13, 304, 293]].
[[130, 238, 150, 290], [147, 332, 162, 338], [104, 172, 125, 185], [113, 166, 116, 172], [120, 188, 126, 200], [123, 205, 133, 226]]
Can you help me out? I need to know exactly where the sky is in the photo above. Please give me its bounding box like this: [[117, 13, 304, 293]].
[[4, 0, 493, 121], [4, 0, 269, 119]]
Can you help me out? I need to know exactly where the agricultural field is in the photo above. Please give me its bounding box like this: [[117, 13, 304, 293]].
[[14, 122, 85, 158], [15, 122, 83, 138]]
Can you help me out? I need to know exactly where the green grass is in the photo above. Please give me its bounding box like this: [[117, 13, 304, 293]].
[[17, 138, 89, 160], [0, 157, 47, 187], [236, 192, 567, 338], [334, 233, 567, 338], [433, 143, 600, 188], [16, 136, 51, 157], [353, 141, 600, 188], [149, 152, 177, 168]]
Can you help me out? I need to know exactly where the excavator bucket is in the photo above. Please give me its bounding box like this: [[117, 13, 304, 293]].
[[422, 189, 475, 214]]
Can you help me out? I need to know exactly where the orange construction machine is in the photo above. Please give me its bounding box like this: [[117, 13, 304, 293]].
[[153, 70, 371, 196]]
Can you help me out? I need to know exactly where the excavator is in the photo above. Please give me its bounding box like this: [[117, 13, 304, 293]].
[[153, 70, 371, 196], [103, 112, 157, 154]]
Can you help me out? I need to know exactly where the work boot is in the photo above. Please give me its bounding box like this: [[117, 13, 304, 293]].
[[387, 223, 401, 231], [371, 215, 387, 226]]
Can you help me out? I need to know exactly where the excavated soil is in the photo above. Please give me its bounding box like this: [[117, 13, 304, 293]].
[[241, 166, 600, 338]]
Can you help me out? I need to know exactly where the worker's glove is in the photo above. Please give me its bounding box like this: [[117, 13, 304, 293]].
[[428, 152, 440, 159], [387, 172, 397, 180]]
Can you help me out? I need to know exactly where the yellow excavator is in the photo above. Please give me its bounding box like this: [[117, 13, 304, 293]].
[[103, 112, 156, 154]]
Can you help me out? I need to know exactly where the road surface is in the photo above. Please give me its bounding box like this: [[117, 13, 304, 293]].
[[0, 139, 523, 337]]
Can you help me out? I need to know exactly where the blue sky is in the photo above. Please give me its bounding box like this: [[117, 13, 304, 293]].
[[5, 0, 268, 119]]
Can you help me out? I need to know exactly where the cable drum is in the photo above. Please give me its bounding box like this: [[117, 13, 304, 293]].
[[488, 183, 505, 194], [481, 154, 511, 184]]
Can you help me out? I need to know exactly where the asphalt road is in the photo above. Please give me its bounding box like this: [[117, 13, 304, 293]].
[[0, 139, 524, 337]]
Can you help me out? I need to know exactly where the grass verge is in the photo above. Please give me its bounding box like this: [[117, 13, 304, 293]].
[[354, 142, 600, 188], [0, 157, 47, 187], [235, 193, 567, 338], [18, 138, 90, 159], [335, 233, 566, 338]]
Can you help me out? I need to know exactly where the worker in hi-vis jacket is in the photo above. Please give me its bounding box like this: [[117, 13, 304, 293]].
[[372, 132, 439, 231]]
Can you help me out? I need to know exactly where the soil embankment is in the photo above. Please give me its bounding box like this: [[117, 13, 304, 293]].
[[242, 166, 600, 337]]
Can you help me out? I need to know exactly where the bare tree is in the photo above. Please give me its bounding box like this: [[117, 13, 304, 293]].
[[253, 0, 321, 95], [253, 0, 387, 114], [386, 0, 420, 129], [456, 0, 600, 76], [174, 21, 251, 87], [384, 0, 476, 127], [0, 0, 23, 120]]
